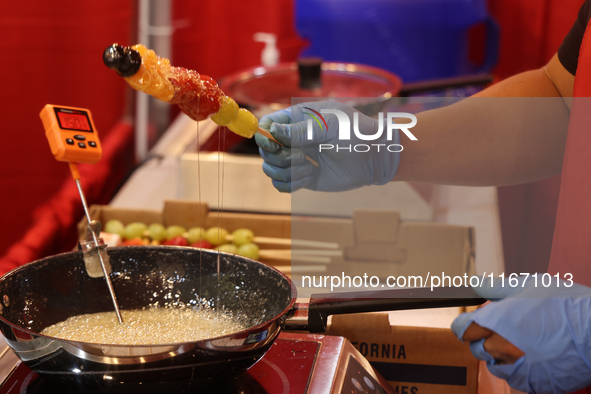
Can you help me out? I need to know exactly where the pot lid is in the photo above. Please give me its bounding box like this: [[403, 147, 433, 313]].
[[219, 59, 402, 110]]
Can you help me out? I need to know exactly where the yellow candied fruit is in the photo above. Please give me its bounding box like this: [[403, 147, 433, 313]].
[[124, 44, 175, 102], [211, 96, 239, 126], [227, 108, 258, 138]]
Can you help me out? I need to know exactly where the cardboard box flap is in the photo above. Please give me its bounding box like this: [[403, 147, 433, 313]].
[[162, 200, 209, 227], [292, 216, 354, 247], [353, 210, 400, 242], [329, 313, 392, 336], [393, 222, 475, 277], [344, 243, 407, 263]]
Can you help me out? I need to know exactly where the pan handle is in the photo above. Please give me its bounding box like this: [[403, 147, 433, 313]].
[[304, 286, 485, 333]]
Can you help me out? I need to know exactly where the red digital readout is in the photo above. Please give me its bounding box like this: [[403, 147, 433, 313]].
[[57, 112, 91, 131]]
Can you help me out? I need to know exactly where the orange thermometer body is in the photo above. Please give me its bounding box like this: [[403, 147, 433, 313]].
[[40, 104, 102, 165]]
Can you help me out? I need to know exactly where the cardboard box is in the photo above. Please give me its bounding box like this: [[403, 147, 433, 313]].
[[80, 201, 475, 283], [327, 312, 479, 394], [78, 200, 292, 268]]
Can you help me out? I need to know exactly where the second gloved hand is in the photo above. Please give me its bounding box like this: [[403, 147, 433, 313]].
[[451, 277, 591, 394], [255, 100, 403, 192]]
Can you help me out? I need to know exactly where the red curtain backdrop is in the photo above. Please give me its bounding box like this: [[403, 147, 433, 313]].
[[0, 2, 135, 267], [489, 0, 585, 274]]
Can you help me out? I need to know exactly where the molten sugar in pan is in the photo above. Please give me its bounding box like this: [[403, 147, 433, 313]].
[[40, 307, 248, 345]]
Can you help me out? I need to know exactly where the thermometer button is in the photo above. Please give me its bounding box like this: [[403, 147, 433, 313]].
[[73, 135, 86, 141], [66, 138, 74, 145], [78, 142, 87, 148], [88, 141, 97, 148]]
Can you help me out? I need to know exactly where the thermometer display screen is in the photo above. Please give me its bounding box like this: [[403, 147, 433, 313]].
[[54, 107, 93, 132]]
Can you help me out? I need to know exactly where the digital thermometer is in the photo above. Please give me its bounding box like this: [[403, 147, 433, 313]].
[[40, 104, 102, 168], [39, 104, 123, 324]]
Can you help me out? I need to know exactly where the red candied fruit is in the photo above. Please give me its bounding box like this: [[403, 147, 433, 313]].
[[191, 240, 213, 249], [169, 68, 221, 121], [163, 236, 189, 246]]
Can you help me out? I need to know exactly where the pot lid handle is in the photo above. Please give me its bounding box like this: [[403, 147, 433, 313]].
[[298, 57, 323, 90]]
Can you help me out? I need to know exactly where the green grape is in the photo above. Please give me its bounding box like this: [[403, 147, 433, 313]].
[[148, 223, 168, 241], [104, 219, 125, 237], [205, 227, 229, 246], [187, 227, 206, 244], [124, 222, 147, 240], [231, 228, 254, 246], [217, 244, 238, 254], [166, 225, 186, 240], [237, 243, 259, 260]]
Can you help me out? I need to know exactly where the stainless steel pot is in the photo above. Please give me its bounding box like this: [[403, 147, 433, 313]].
[[218, 60, 403, 117]]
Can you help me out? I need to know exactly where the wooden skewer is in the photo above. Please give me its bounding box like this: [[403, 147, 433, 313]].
[[225, 235, 340, 250], [257, 127, 319, 167], [250, 236, 291, 247], [257, 127, 280, 145], [291, 239, 340, 249], [293, 249, 342, 257], [269, 265, 329, 275], [259, 250, 336, 264]]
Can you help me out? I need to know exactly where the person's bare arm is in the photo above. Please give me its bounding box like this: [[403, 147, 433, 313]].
[[394, 54, 574, 186], [543, 53, 575, 107], [396, 55, 576, 368]]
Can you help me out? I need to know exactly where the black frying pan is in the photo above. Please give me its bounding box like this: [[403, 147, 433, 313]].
[[0, 246, 483, 392]]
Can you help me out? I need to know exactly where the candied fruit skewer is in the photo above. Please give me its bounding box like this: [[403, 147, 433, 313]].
[[103, 43, 279, 143]]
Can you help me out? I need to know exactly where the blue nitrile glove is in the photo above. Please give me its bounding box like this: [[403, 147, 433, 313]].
[[255, 100, 404, 193], [451, 277, 591, 394]]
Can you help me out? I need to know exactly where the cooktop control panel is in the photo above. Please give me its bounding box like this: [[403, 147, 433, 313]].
[[342, 355, 388, 394]]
